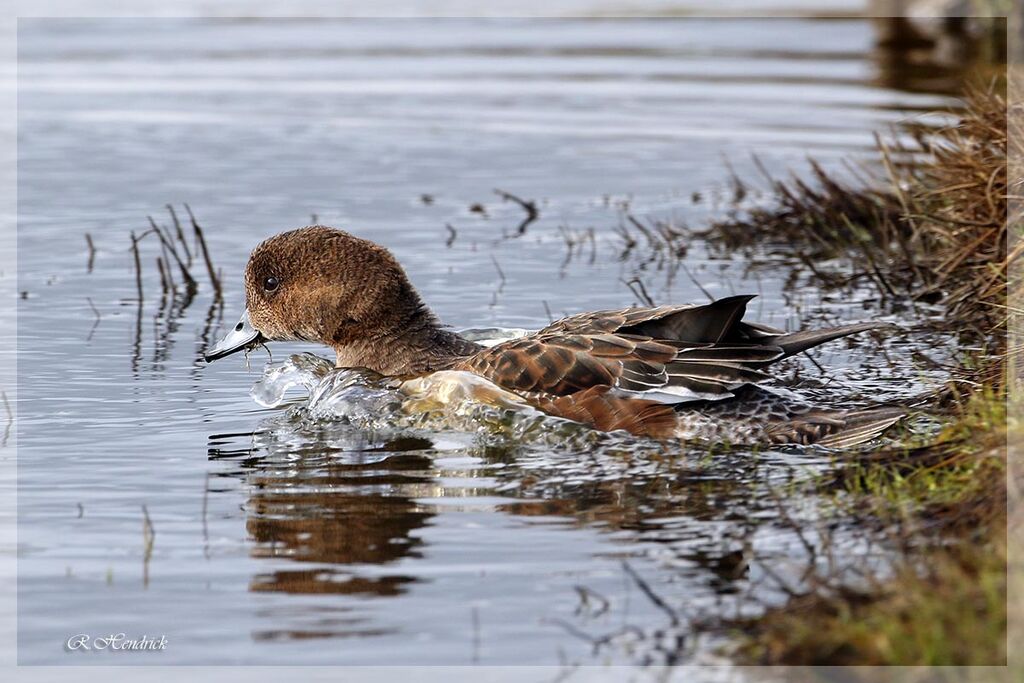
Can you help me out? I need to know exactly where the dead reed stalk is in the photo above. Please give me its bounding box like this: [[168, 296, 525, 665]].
[[707, 86, 1009, 359], [185, 203, 222, 299]]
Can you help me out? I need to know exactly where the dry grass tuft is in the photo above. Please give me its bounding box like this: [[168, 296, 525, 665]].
[[897, 85, 1009, 336], [708, 85, 1010, 350]]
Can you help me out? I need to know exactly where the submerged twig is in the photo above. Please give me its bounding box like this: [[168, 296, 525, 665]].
[[196, 297, 225, 368], [85, 297, 102, 341], [622, 277, 655, 307], [622, 560, 680, 627], [127, 206, 223, 370], [573, 585, 610, 617], [491, 255, 506, 284], [201, 472, 210, 560], [166, 204, 192, 267], [84, 233, 96, 273], [489, 255, 507, 308], [679, 263, 715, 303], [148, 215, 196, 294], [129, 230, 145, 303], [471, 606, 481, 664], [723, 156, 748, 205], [155, 256, 170, 295], [625, 212, 658, 251], [86, 296, 101, 322], [0, 390, 11, 449], [142, 504, 155, 588]]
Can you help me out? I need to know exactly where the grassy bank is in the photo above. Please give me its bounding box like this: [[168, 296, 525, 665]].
[[712, 85, 1014, 667], [733, 387, 1011, 666]]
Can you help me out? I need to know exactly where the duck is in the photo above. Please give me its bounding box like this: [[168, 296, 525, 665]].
[[205, 226, 903, 447]]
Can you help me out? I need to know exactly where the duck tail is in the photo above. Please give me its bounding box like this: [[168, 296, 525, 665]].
[[814, 407, 905, 449], [766, 321, 893, 359]]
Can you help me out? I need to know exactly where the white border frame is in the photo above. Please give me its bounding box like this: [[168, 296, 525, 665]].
[[2, 3, 1016, 682]]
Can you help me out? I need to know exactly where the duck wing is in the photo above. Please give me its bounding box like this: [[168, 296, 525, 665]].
[[456, 295, 889, 405], [529, 386, 679, 438], [455, 330, 780, 403], [540, 295, 889, 359], [538, 295, 768, 341]]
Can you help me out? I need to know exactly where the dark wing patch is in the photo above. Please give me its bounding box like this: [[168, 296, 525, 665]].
[[673, 345, 785, 363], [537, 296, 771, 345], [624, 295, 754, 342]]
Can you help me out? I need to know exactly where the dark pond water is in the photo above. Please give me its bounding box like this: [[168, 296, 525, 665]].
[[15, 14, 964, 668]]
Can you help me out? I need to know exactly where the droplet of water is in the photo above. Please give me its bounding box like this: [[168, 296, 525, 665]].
[[249, 353, 335, 408]]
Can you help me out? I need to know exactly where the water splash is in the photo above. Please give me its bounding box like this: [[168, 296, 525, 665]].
[[249, 352, 335, 408], [248, 350, 612, 446]]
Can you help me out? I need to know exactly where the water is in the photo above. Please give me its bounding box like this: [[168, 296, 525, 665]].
[[15, 13, 964, 668]]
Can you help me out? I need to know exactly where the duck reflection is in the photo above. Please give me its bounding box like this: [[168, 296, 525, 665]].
[[209, 433, 436, 598], [489, 443, 764, 597], [210, 418, 813, 646], [246, 487, 429, 596]]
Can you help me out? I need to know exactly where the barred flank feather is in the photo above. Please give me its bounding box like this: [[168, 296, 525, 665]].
[[813, 408, 906, 449]]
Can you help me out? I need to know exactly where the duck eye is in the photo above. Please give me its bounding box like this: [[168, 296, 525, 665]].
[[263, 276, 279, 292]]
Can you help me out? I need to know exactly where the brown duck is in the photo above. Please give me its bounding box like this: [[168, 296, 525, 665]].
[[205, 226, 902, 447]]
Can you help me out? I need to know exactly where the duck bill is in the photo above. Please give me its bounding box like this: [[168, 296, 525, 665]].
[[204, 310, 264, 362]]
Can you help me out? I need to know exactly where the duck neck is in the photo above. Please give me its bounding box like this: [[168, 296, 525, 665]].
[[333, 305, 480, 377]]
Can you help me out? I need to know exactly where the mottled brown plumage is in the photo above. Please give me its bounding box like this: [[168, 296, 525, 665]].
[[209, 226, 902, 446], [244, 227, 478, 376]]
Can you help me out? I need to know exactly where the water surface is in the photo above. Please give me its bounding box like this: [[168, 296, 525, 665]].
[[16, 15, 960, 667]]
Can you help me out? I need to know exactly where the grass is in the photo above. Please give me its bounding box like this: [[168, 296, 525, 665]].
[[730, 383, 1012, 667], [836, 382, 1006, 529], [712, 84, 1014, 667], [733, 539, 1008, 666], [705, 84, 1010, 346]]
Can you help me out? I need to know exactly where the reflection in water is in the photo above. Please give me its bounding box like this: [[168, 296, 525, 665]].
[[209, 370, 839, 653], [213, 433, 437, 640], [869, 15, 1005, 95], [227, 436, 436, 595]]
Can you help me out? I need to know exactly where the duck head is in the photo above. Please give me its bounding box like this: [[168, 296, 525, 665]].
[[205, 226, 470, 374]]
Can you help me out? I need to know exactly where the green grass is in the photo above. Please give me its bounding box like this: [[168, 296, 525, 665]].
[[730, 383, 1010, 667], [733, 539, 1007, 666], [835, 384, 1007, 528]]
